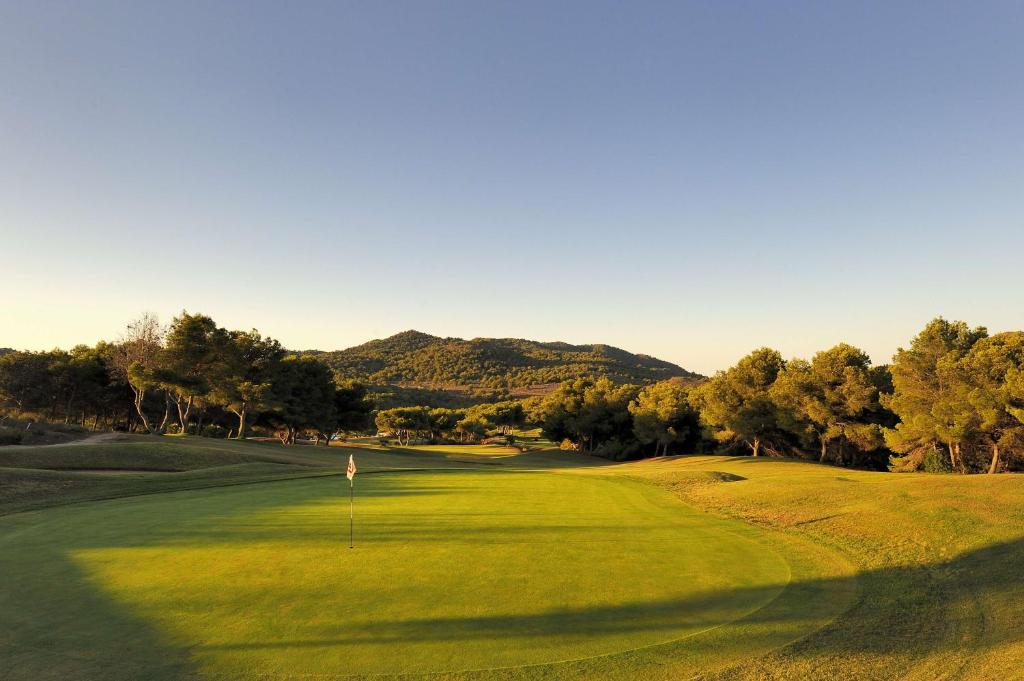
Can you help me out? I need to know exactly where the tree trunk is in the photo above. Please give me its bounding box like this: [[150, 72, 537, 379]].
[[819, 440, 828, 462], [65, 387, 78, 424], [157, 392, 173, 433], [176, 395, 193, 433], [236, 405, 247, 440], [988, 444, 1000, 474], [948, 442, 957, 471], [131, 387, 155, 433], [751, 438, 760, 457]]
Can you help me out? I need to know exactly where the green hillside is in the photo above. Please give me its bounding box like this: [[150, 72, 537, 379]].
[[306, 330, 699, 392]]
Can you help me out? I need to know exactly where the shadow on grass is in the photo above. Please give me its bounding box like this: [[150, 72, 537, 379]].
[[5, 462, 1024, 679], [185, 537, 1024, 665], [0, 539, 199, 680]]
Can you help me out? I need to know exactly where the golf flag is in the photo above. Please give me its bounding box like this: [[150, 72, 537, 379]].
[[346, 454, 356, 548]]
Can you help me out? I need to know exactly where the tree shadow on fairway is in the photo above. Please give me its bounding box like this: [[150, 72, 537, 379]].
[[0, 540, 200, 681], [190, 537, 1024, 674]]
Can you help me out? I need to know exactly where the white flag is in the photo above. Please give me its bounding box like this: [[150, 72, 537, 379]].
[[346, 454, 357, 481]]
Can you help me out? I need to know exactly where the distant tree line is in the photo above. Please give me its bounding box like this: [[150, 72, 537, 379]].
[[526, 318, 1024, 474], [0, 312, 373, 444], [5, 315, 1024, 473], [374, 402, 526, 445]]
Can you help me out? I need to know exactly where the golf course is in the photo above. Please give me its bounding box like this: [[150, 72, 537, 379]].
[[2, 436, 1022, 680]]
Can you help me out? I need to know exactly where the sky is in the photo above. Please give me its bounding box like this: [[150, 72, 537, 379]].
[[1, 1, 1022, 375]]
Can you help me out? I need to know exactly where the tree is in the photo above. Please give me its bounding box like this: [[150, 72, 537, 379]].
[[883, 318, 987, 472], [265, 356, 336, 445], [209, 330, 284, 439], [428, 407, 464, 440], [157, 312, 226, 433], [454, 413, 488, 442], [629, 380, 698, 456], [375, 406, 430, 445], [332, 380, 374, 436], [690, 348, 784, 457], [534, 378, 640, 454], [314, 381, 374, 445], [0, 350, 55, 413], [948, 332, 1024, 473], [771, 344, 883, 465], [110, 314, 166, 434]]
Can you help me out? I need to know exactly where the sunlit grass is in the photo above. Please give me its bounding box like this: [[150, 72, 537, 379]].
[[2, 437, 1022, 679]]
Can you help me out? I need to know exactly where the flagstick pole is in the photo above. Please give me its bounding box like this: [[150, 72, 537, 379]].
[[349, 478, 354, 549]]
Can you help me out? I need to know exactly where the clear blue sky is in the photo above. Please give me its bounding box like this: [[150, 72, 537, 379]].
[[1, 1, 1022, 374]]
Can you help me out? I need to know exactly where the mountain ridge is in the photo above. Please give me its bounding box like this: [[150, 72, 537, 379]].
[[303, 330, 700, 394]]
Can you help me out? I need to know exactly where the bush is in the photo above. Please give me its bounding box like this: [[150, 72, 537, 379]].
[[593, 438, 643, 462], [201, 424, 229, 439], [0, 427, 23, 445], [922, 447, 953, 473]]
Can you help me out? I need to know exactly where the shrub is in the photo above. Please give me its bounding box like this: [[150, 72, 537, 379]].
[[201, 424, 229, 439], [593, 438, 642, 462], [0, 427, 23, 445], [922, 447, 953, 473]]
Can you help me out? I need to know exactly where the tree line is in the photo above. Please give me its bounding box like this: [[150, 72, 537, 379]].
[[526, 318, 1024, 473], [0, 312, 372, 444], [4, 315, 1023, 473], [374, 402, 526, 445]]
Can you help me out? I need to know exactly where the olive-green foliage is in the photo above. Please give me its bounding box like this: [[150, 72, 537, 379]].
[[374, 406, 431, 445], [770, 344, 885, 466], [208, 329, 285, 439], [629, 380, 700, 456], [690, 348, 785, 457], [0, 344, 130, 426], [366, 383, 504, 409], [263, 356, 337, 444], [310, 330, 698, 389], [157, 312, 228, 431], [533, 378, 641, 457], [883, 319, 1024, 473], [883, 318, 988, 471], [946, 332, 1024, 473]]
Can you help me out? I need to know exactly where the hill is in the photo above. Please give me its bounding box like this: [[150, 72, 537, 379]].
[[306, 330, 700, 403]]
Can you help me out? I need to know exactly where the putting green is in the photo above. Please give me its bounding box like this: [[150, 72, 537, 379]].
[[1, 469, 811, 679]]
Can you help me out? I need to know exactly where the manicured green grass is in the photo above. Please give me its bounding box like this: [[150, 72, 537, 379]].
[[1, 437, 1022, 679]]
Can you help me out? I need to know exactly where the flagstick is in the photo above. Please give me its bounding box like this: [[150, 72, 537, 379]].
[[349, 478, 354, 549]]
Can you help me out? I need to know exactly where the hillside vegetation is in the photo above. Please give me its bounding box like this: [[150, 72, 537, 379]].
[[307, 330, 699, 390]]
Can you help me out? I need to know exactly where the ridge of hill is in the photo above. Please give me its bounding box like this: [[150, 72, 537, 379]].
[[304, 331, 700, 401]]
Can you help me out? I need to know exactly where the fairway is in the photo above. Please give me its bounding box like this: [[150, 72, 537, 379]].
[[11, 440, 1024, 679], [0, 464, 833, 680]]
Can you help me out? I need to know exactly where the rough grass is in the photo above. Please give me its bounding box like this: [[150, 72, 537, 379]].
[[617, 455, 1024, 679], [1, 439, 1022, 679]]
